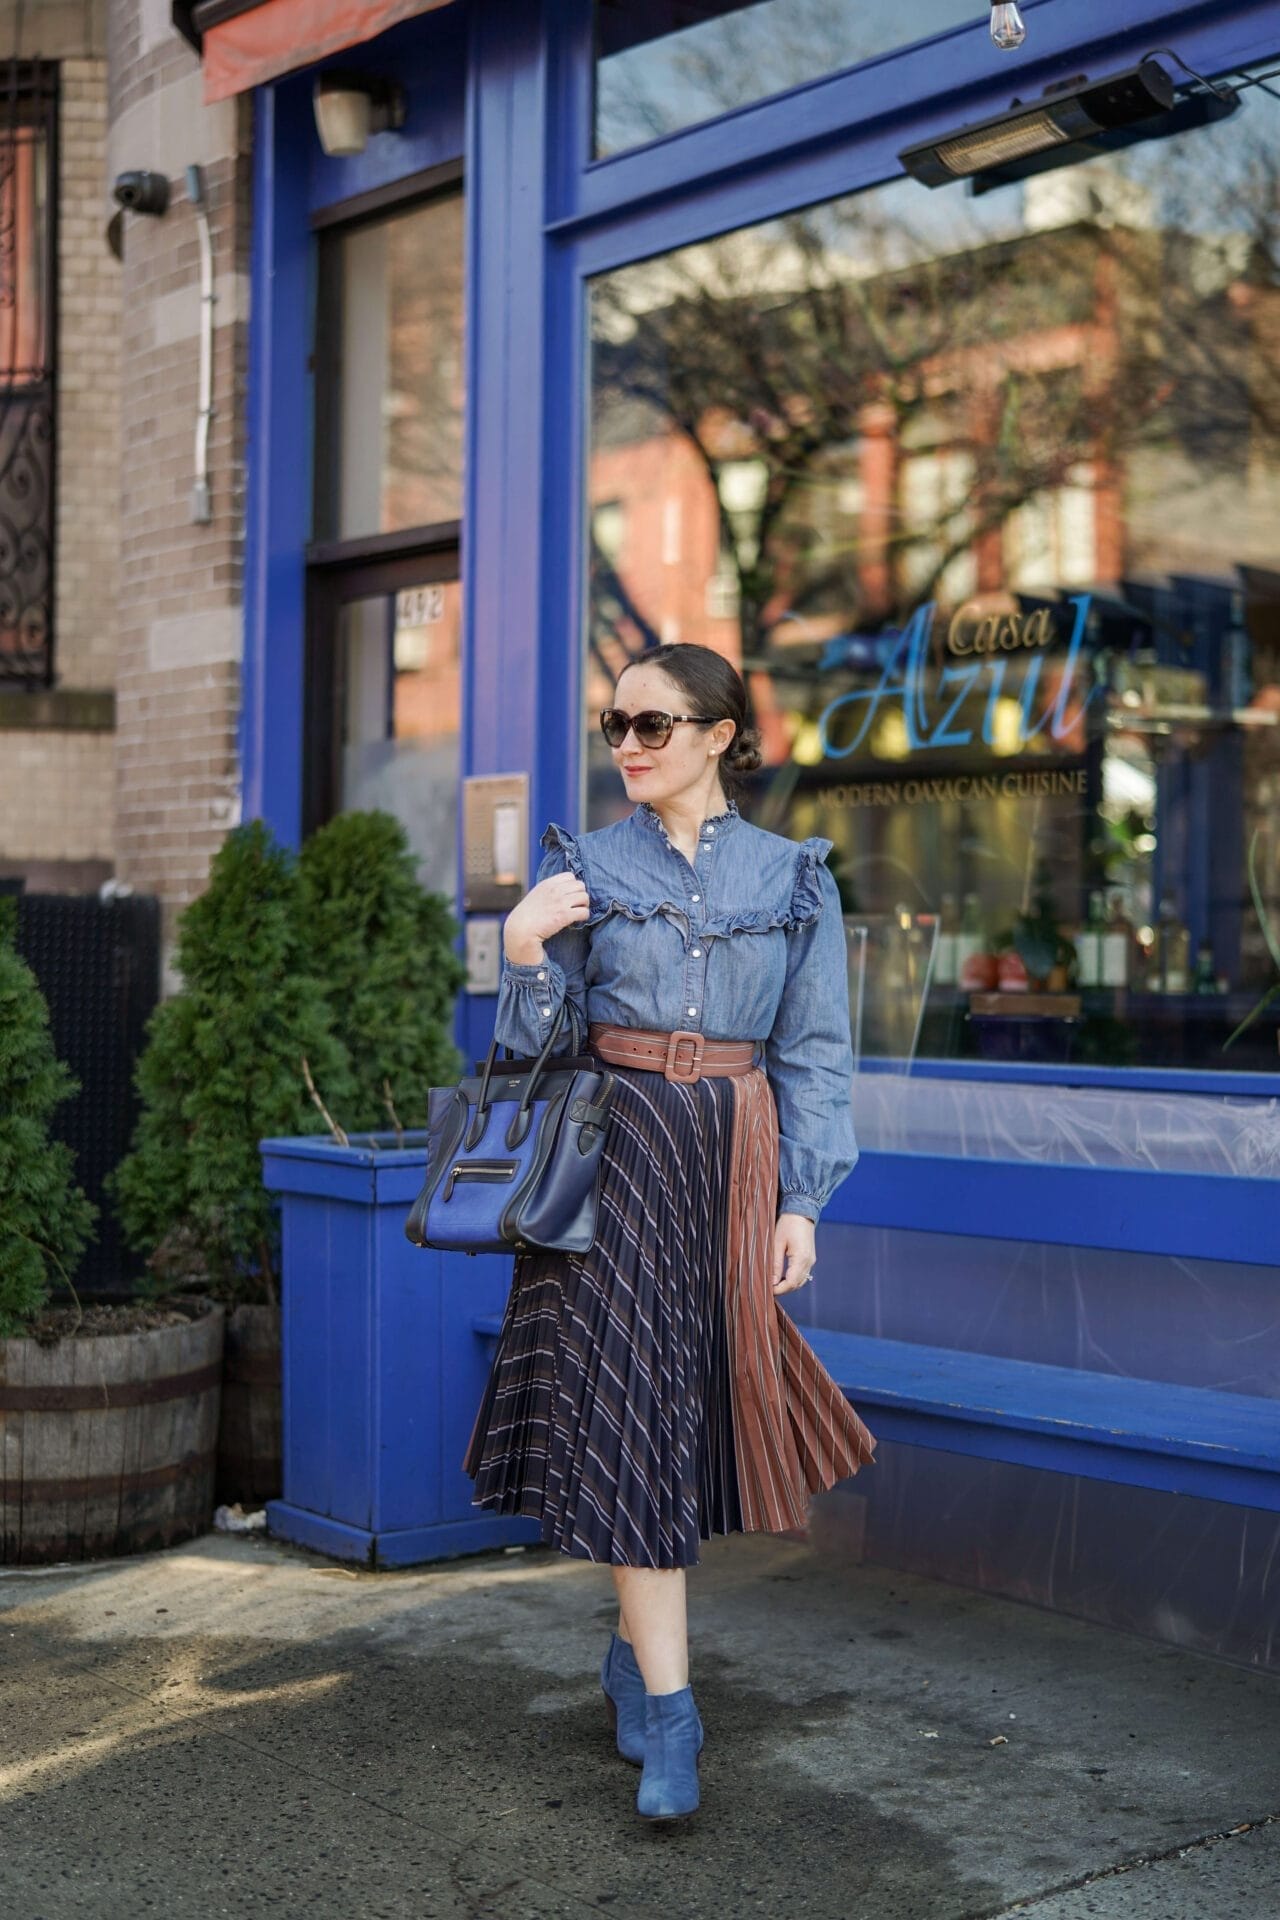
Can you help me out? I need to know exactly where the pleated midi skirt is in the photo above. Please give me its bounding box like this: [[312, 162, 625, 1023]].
[[462, 1045, 877, 1568]]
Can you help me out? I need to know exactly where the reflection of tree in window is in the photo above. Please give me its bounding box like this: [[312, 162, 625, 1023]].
[[383, 198, 465, 531], [595, 0, 978, 157], [589, 101, 1280, 658], [586, 85, 1280, 1050]]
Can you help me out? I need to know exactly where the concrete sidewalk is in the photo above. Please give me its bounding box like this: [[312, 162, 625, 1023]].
[[1, 1526, 1276, 1920]]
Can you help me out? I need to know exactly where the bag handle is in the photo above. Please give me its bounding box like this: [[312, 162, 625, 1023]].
[[469, 998, 583, 1149]]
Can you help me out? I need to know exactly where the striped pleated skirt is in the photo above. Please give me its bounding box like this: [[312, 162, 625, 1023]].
[[462, 1037, 877, 1567]]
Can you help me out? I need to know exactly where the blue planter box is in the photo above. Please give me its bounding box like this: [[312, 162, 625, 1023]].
[[260, 1133, 540, 1568]]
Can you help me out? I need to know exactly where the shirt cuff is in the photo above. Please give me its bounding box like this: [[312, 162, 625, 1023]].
[[502, 954, 553, 980], [778, 1191, 823, 1224]]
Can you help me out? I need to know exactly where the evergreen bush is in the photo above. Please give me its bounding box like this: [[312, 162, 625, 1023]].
[[110, 813, 468, 1307], [110, 821, 353, 1305], [0, 897, 96, 1334], [297, 810, 466, 1132]]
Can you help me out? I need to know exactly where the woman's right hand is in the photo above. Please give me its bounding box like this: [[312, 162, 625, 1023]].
[[502, 872, 592, 963]]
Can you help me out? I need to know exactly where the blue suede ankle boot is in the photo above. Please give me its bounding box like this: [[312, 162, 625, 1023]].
[[600, 1632, 646, 1765], [636, 1685, 704, 1821]]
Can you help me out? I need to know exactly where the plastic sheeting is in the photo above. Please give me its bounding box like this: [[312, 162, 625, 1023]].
[[852, 1072, 1280, 1180], [201, 0, 457, 103]]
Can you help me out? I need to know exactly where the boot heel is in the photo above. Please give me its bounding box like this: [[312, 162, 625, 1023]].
[[600, 1633, 645, 1766]]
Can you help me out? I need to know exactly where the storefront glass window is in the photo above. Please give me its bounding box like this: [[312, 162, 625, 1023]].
[[585, 76, 1280, 1075], [594, 0, 980, 157], [316, 192, 465, 542], [334, 578, 462, 900]]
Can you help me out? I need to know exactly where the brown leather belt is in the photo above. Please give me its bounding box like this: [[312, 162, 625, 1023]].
[[588, 1021, 761, 1085]]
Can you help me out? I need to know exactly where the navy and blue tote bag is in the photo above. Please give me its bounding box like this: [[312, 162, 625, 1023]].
[[405, 1000, 618, 1256]]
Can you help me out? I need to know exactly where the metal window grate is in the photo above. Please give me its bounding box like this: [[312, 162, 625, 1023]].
[[0, 59, 56, 686]]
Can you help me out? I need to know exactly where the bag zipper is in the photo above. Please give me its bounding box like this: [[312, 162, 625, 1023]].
[[444, 1159, 518, 1201]]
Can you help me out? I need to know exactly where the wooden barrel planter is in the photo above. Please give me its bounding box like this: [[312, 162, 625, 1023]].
[[0, 1296, 224, 1565], [216, 1303, 281, 1507]]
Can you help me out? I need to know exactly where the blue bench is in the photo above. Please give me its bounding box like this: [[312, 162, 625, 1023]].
[[802, 1329, 1280, 1513], [800, 1146, 1280, 1513]]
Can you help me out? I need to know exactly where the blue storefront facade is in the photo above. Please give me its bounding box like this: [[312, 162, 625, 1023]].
[[193, 0, 1280, 1665]]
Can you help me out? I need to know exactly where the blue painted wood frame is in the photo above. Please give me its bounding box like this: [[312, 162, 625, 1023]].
[[818, 1150, 1277, 1268], [856, 1056, 1280, 1098], [261, 1134, 539, 1566], [552, 0, 1280, 266], [242, 7, 470, 846], [242, 80, 314, 846]]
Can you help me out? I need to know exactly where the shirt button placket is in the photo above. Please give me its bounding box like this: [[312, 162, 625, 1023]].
[[684, 827, 715, 1026]]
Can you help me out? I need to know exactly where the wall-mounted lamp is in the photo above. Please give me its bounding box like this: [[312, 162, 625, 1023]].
[[897, 55, 1239, 189], [313, 70, 407, 157]]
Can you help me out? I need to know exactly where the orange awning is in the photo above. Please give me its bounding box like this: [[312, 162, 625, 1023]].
[[200, 0, 457, 104]]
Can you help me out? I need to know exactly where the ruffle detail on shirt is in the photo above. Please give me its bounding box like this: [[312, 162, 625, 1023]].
[[701, 836, 835, 937], [788, 835, 835, 928], [539, 827, 688, 934], [539, 821, 587, 884], [583, 896, 690, 936]]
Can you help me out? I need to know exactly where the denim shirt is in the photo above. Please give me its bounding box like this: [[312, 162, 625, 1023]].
[[494, 795, 859, 1223]]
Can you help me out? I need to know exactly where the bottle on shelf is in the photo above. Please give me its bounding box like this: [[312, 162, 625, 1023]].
[[957, 893, 999, 992], [1074, 890, 1106, 989], [1101, 891, 1133, 989], [933, 892, 958, 986], [1194, 939, 1218, 995], [955, 893, 984, 974], [1153, 895, 1190, 994]]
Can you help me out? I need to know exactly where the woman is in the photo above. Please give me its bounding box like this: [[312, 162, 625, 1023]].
[[463, 642, 876, 1823]]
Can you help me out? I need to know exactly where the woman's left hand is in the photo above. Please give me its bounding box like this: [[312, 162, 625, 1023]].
[[772, 1211, 817, 1294]]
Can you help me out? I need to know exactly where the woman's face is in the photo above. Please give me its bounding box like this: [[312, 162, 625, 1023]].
[[610, 664, 736, 810]]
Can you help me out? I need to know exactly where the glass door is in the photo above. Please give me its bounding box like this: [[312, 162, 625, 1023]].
[[305, 172, 466, 902], [305, 554, 462, 903]]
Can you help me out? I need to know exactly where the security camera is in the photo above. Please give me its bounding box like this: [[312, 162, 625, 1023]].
[[112, 170, 170, 216]]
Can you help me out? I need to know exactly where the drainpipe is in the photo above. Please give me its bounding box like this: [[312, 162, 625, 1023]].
[[186, 162, 214, 524]]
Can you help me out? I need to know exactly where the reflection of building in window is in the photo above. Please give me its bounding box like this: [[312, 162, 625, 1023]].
[[1005, 462, 1096, 590], [319, 190, 465, 544], [592, 499, 626, 565], [716, 457, 768, 569], [391, 581, 461, 745], [590, 146, 1280, 669], [704, 561, 739, 623], [661, 495, 681, 565], [898, 448, 977, 604]]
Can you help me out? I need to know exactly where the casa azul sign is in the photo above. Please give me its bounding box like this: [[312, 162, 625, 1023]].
[[816, 592, 1097, 761]]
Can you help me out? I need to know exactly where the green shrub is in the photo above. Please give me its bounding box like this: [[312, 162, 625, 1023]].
[[0, 897, 96, 1334], [110, 813, 467, 1306], [298, 810, 466, 1132], [109, 821, 353, 1305]]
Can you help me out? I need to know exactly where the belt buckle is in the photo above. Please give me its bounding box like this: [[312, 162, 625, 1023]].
[[663, 1029, 705, 1083]]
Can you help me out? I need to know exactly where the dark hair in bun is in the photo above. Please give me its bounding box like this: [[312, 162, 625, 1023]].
[[620, 643, 763, 800]]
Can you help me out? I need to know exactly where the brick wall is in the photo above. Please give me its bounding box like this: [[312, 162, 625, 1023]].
[[0, 0, 251, 958], [57, 54, 120, 694], [106, 0, 250, 966], [0, 7, 119, 891]]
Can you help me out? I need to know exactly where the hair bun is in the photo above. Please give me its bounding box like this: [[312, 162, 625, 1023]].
[[723, 727, 763, 774]]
